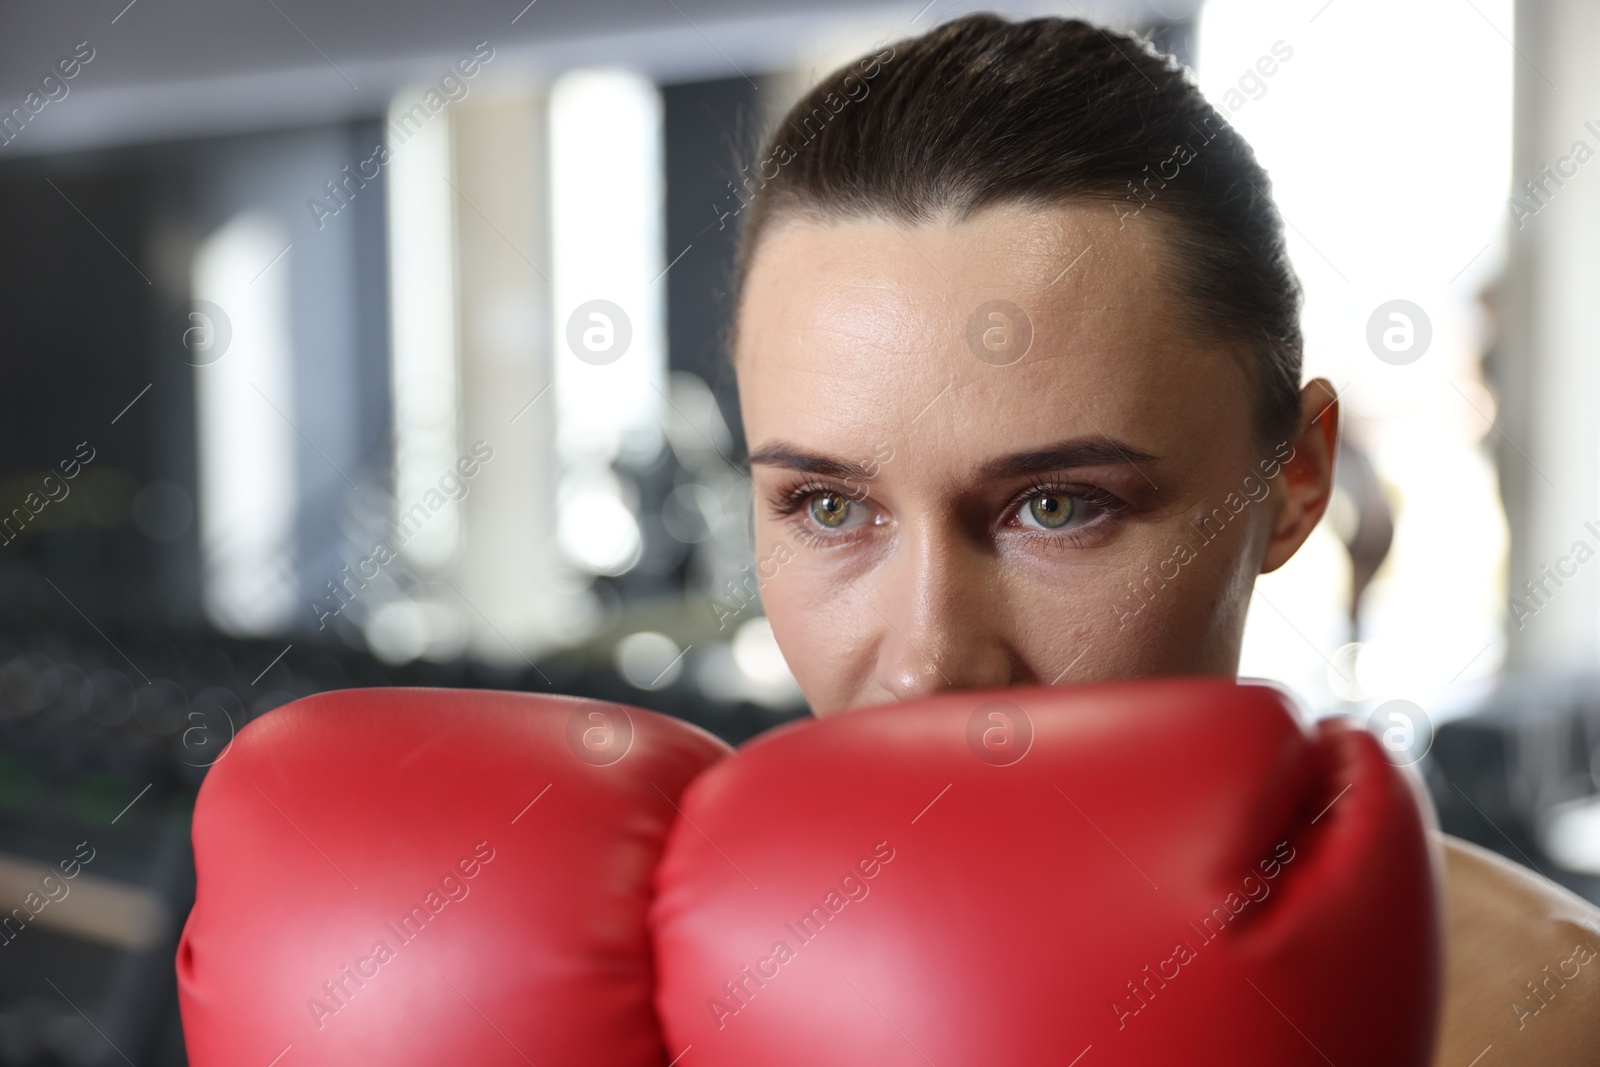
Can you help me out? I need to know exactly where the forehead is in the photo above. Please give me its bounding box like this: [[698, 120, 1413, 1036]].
[[734, 203, 1253, 469]]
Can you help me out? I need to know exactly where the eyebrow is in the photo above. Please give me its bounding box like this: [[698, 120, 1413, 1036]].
[[744, 437, 1160, 481]]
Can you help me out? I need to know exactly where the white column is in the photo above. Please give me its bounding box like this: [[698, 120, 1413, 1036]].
[[452, 91, 583, 661], [548, 68, 667, 580], [192, 211, 298, 636], [386, 96, 463, 577], [1501, 0, 1600, 670]]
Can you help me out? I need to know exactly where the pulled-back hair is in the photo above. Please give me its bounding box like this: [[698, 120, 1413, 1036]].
[[731, 13, 1304, 444]]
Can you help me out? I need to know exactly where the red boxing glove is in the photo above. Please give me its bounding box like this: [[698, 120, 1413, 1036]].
[[177, 687, 729, 1067], [651, 677, 1441, 1066]]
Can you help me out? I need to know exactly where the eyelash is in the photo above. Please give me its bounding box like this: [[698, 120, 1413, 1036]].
[[766, 479, 1130, 549]]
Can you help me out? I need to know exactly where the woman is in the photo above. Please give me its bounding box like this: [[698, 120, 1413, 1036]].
[[725, 14, 1600, 1063]]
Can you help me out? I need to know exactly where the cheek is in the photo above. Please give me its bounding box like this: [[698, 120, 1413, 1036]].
[[748, 497, 875, 703], [1107, 590, 1228, 674], [759, 565, 860, 713], [1085, 518, 1265, 676]]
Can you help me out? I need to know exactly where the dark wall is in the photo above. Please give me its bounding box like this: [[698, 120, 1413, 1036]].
[[0, 154, 163, 624], [662, 74, 766, 460]]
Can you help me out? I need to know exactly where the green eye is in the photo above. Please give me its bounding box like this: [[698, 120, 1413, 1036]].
[[809, 491, 853, 528], [1026, 493, 1075, 529]]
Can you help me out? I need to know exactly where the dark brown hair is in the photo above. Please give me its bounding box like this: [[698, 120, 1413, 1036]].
[[731, 13, 1304, 444]]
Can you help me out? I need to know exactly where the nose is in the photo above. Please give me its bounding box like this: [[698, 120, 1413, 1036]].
[[870, 525, 1016, 702]]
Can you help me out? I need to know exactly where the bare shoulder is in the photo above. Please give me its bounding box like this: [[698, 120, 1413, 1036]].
[[1433, 833, 1600, 1066]]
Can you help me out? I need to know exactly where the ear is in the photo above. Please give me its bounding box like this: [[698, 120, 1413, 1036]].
[[1260, 378, 1340, 574]]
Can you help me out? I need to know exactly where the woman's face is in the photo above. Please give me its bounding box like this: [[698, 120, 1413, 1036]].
[[735, 202, 1336, 716]]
